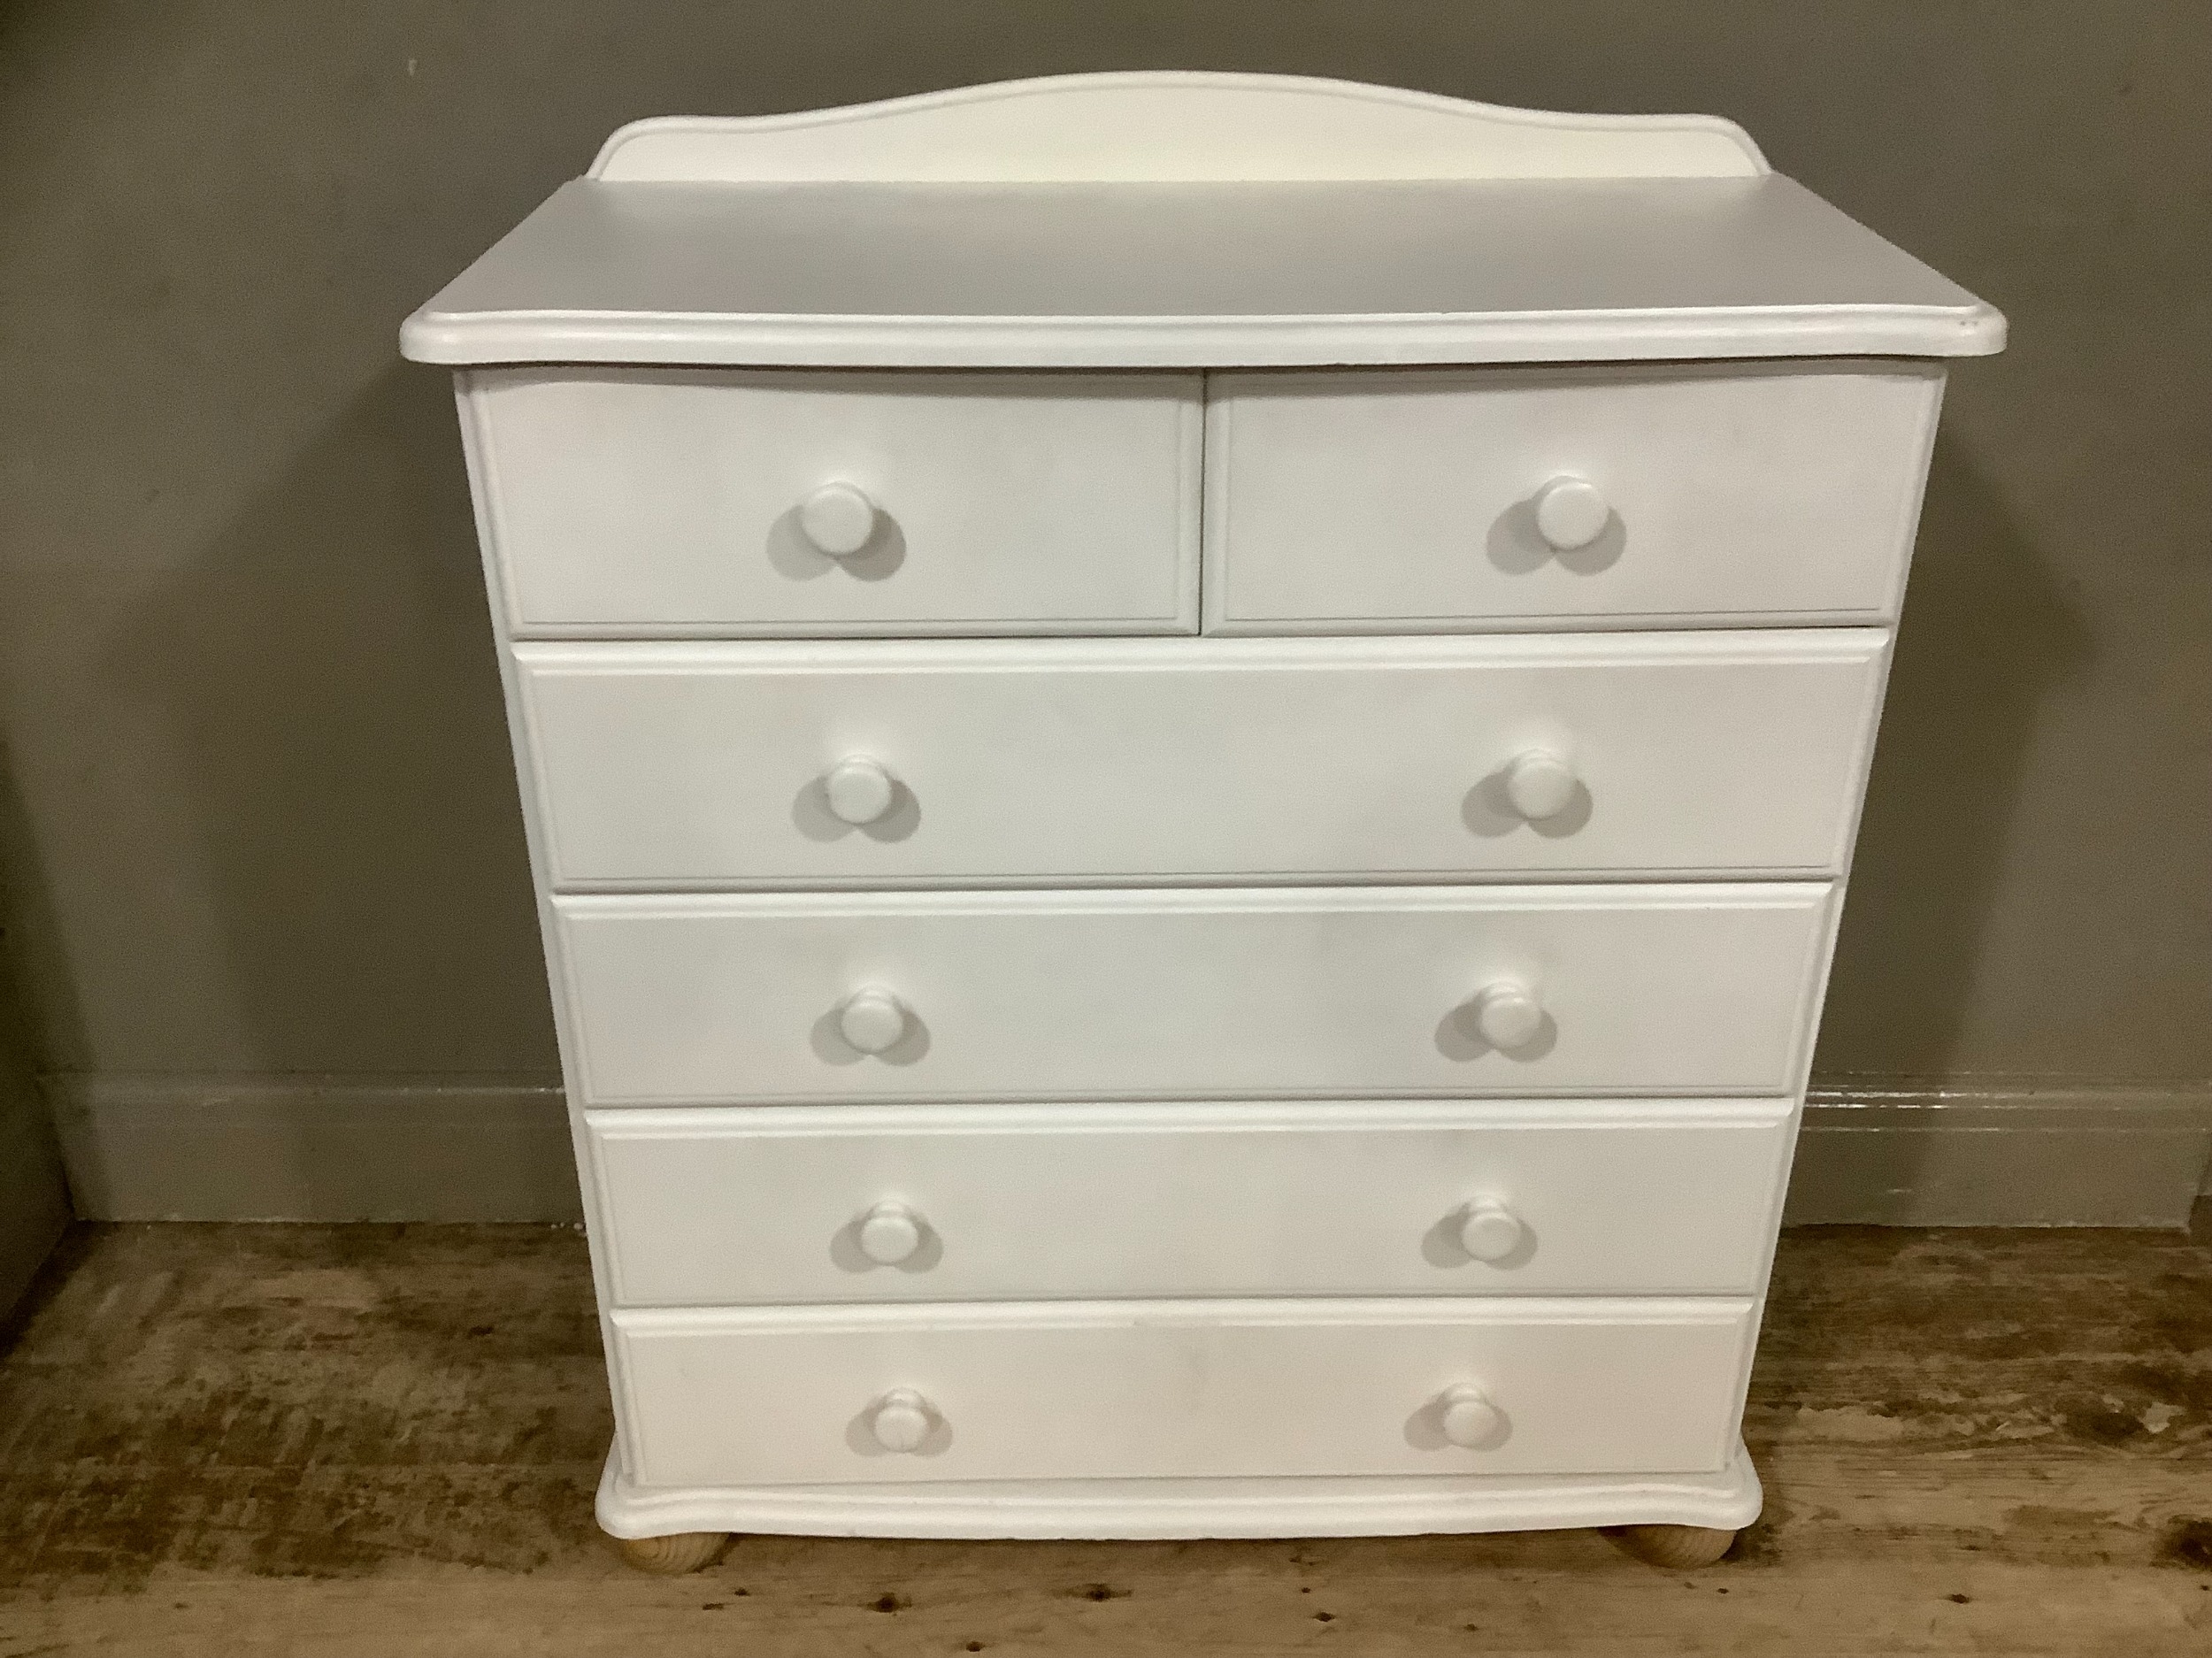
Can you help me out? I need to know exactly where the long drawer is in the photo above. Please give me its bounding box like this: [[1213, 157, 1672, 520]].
[[587, 1099, 1794, 1304], [1205, 361, 1941, 632], [515, 632, 1886, 886], [553, 884, 1834, 1105], [611, 1297, 1755, 1486], [465, 368, 1201, 634]]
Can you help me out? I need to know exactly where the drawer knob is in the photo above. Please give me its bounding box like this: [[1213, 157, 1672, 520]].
[[824, 756, 899, 825], [856, 1200, 926, 1266], [797, 482, 880, 557], [1455, 1199, 1526, 1263], [836, 986, 910, 1055], [1438, 1385, 1502, 1448], [1502, 749, 1578, 820], [1470, 979, 1545, 1049], [866, 1388, 935, 1454], [1532, 475, 1610, 550]]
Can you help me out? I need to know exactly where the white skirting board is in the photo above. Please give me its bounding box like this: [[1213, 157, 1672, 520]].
[[1786, 1084, 2212, 1227], [41, 1072, 2212, 1227], [44, 1074, 585, 1223]]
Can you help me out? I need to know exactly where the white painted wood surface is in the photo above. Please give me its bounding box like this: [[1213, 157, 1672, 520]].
[[595, 1440, 1765, 1539], [407, 77, 2004, 1549], [610, 1297, 1755, 1486], [551, 884, 1834, 1105], [586, 1099, 1794, 1305], [403, 175, 2001, 368], [463, 369, 1200, 634], [1208, 363, 1943, 631], [400, 74, 1998, 369], [515, 632, 1888, 885], [588, 73, 1770, 184]]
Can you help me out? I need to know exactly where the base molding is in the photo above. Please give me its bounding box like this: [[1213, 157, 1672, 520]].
[[39, 1072, 2212, 1227], [44, 1072, 580, 1222], [1786, 1082, 2212, 1227], [595, 1441, 1763, 1541]]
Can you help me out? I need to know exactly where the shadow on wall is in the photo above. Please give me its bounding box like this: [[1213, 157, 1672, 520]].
[[0, 744, 73, 1306], [82, 363, 565, 1209], [1815, 431, 2089, 1085], [0, 737, 90, 1077]]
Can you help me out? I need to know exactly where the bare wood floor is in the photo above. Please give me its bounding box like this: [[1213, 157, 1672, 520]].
[[0, 1223, 2206, 1657]]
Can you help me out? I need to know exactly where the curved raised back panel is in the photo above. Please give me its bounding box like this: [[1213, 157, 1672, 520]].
[[589, 71, 1768, 184]]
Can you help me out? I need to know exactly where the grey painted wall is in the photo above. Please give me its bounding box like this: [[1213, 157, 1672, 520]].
[[1, 3, 2205, 1217]]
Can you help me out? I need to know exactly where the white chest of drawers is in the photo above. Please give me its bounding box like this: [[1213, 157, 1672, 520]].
[[403, 72, 2001, 1571]]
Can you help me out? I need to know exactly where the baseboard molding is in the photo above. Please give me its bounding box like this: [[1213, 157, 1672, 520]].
[[1786, 1082, 2212, 1228], [45, 1073, 580, 1222], [40, 1072, 2212, 1227]]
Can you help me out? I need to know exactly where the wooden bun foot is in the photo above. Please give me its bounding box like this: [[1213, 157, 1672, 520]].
[[1609, 1523, 1739, 1569], [614, 1531, 732, 1574]]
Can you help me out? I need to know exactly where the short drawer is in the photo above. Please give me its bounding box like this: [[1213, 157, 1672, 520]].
[[611, 1297, 1755, 1486], [463, 369, 1200, 634], [553, 883, 1834, 1105], [1205, 362, 1941, 632], [517, 631, 1886, 886], [588, 1099, 1794, 1305]]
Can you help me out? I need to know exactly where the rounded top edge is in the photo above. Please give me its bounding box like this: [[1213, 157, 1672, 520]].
[[586, 71, 1769, 185]]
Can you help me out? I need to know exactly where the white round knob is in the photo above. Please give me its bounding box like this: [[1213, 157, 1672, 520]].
[[836, 986, 909, 1055], [1502, 750, 1578, 820], [1471, 980, 1544, 1049], [796, 482, 879, 557], [1456, 1200, 1526, 1263], [866, 1389, 934, 1454], [856, 1201, 925, 1266], [1532, 475, 1610, 550], [1438, 1385, 1502, 1449], [824, 756, 897, 825]]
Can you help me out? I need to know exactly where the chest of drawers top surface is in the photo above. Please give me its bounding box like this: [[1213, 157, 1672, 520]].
[[402, 70, 2000, 372]]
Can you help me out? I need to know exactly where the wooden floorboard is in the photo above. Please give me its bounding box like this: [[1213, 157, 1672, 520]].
[[0, 1223, 2206, 1656]]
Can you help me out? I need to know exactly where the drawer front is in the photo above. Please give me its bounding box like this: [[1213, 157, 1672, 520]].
[[518, 631, 1886, 886], [611, 1298, 1755, 1486], [464, 369, 1201, 634], [588, 1100, 1794, 1305], [553, 884, 1833, 1104], [1206, 362, 1941, 632]]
